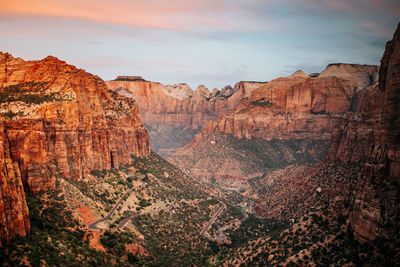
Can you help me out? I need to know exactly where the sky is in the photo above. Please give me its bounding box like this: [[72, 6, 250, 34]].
[[0, 0, 399, 90]]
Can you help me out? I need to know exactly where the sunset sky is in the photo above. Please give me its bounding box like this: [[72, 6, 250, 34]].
[[1, 0, 399, 89]]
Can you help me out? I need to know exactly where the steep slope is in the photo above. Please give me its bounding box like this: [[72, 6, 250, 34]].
[[0, 118, 30, 245], [107, 77, 266, 156], [216, 24, 400, 266], [0, 52, 150, 194], [170, 64, 378, 181], [199, 64, 378, 141], [1, 150, 247, 266], [326, 23, 400, 243]]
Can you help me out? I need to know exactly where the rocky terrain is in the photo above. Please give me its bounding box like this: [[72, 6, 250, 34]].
[[326, 22, 400, 243], [107, 77, 267, 156], [0, 52, 150, 244], [0, 21, 398, 267], [0, 53, 248, 266], [170, 63, 379, 181], [0, 117, 30, 245], [217, 23, 400, 266]]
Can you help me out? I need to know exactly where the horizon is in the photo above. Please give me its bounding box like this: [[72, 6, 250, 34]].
[[1, 49, 382, 91], [0, 0, 399, 89]]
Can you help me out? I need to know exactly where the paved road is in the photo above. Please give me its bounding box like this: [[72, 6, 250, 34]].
[[211, 211, 248, 241], [88, 189, 132, 230], [200, 203, 226, 237], [203, 201, 253, 241], [116, 216, 135, 229], [88, 177, 147, 230]]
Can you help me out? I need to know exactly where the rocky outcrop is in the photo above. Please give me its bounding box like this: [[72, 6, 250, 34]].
[[106, 78, 267, 155], [0, 52, 150, 194], [107, 79, 265, 130], [201, 64, 378, 141], [169, 64, 378, 180], [326, 23, 400, 242], [0, 118, 30, 245]]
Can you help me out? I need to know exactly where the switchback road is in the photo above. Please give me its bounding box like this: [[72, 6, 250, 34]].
[[88, 177, 147, 230], [200, 203, 226, 237]]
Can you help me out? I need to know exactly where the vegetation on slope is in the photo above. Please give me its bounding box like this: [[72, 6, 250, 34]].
[[2, 154, 399, 266], [170, 132, 328, 181]]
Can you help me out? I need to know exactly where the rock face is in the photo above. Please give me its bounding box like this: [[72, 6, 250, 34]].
[[326, 23, 400, 242], [106, 78, 267, 155], [0, 118, 30, 245], [170, 64, 379, 180], [202, 64, 378, 141], [0, 52, 150, 194]]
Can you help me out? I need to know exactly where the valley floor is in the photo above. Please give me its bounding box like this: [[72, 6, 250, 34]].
[[1, 155, 399, 266]]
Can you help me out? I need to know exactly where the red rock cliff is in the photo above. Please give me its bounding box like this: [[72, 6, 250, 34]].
[[106, 79, 265, 131], [0, 52, 150, 194], [194, 64, 378, 141], [0, 118, 30, 245], [169, 65, 378, 181], [326, 23, 400, 242], [106, 78, 266, 155]]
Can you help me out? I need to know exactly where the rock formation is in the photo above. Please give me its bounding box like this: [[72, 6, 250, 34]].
[[326, 23, 400, 242], [169, 64, 379, 180], [200, 64, 378, 141], [106, 77, 267, 155], [0, 117, 30, 245], [0, 52, 150, 195]]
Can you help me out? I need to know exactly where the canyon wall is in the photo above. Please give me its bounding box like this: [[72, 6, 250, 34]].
[[326, 23, 400, 242], [0, 52, 151, 244], [107, 77, 267, 155], [0, 118, 30, 245], [170, 64, 379, 180], [200, 65, 378, 141], [0, 52, 150, 192]]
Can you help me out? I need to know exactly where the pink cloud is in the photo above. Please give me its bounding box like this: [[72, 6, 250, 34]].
[[0, 0, 284, 32], [0, 0, 241, 31]]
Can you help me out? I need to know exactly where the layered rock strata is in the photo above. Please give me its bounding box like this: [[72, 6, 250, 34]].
[[201, 64, 378, 141], [326, 23, 400, 242], [107, 78, 267, 155], [0, 52, 150, 194], [0, 118, 30, 245], [170, 64, 379, 179]]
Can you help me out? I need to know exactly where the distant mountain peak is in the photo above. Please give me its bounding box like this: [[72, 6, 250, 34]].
[[290, 70, 308, 78]]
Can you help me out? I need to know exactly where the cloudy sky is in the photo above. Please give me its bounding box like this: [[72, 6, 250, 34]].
[[0, 0, 399, 89]]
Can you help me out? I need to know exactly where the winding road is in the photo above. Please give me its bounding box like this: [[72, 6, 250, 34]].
[[211, 211, 248, 241], [88, 189, 133, 230], [88, 177, 147, 230], [200, 203, 226, 237], [201, 201, 253, 241]]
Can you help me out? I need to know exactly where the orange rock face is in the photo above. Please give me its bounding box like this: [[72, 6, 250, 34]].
[[107, 79, 263, 131], [201, 64, 378, 141], [326, 23, 400, 242], [0, 52, 150, 194], [170, 64, 379, 180], [106, 78, 266, 154], [0, 118, 30, 245]]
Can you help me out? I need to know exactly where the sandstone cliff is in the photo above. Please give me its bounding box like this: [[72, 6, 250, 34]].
[[0, 52, 150, 194], [169, 64, 379, 180], [0, 118, 30, 245], [201, 64, 378, 141], [326, 23, 400, 242], [106, 78, 266, 155]]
